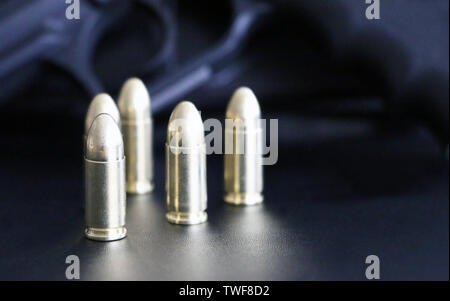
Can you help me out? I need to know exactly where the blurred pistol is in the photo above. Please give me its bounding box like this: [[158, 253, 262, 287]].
[[0, 0, 130, 104]]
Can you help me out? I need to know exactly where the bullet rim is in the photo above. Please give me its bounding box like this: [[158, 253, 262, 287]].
[[126, 181, 154, 195], [85, 226, 127, 242], [224, 192, 264, 206], [166, 211, 207, 225]]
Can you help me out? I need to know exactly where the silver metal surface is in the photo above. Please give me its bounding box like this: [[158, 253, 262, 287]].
[[82, 94, 121, 210], [224, 87, 263, 205], [84, 93, 120, 142], [118, 78, 154, 194], [85, 114, 127, 241], [166, 101, 207, 225]]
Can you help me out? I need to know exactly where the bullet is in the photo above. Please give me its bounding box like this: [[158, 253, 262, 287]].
[[224, 87, 263, 206], [85, 114, 127, 241], [118, 78, 154, 194], [166, 101, 207, 225]]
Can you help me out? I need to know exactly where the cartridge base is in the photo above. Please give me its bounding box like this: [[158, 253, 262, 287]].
[[224, 193, 263, 206], [85, 226, 127, 241], [127, 181, 154, 195], [166, 211, 207, 225]]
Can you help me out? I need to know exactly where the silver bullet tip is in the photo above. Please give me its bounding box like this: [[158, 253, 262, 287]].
[[86, 114, 124, 162], [118, 77, 151, 120], [85, 93, 120, 134], [168, 101, 204, 147], [226, 87, 261, 120]]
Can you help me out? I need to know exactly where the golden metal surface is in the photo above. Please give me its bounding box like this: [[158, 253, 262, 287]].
[[224, 87, 264, 206], [118, 78, 154, 194], [166, 101, 207, 225]]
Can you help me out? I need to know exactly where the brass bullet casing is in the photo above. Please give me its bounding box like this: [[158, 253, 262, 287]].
[[85, 114, 127, 241], [84, 93, 120, 147], [224, 87, 264, 205], [166, 101, 207, 225], [118, 78, 154, 194]]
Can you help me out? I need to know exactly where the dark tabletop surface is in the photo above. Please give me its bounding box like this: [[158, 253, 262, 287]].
[[0, 113, 448, 281]]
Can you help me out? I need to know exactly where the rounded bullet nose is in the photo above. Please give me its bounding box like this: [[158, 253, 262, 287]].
[[85, 93, 120, 134], [86, 114, 124, 162], [168, 101, 204, 147], [226, 87, 261, 120], [169, 101, 202, 123], [118, 77, 151, 121]]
